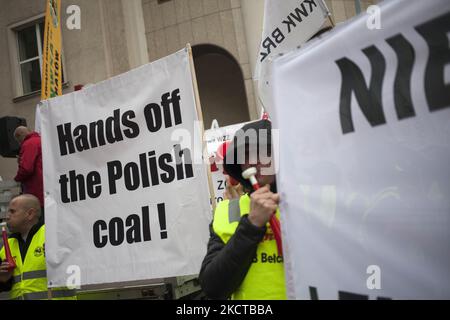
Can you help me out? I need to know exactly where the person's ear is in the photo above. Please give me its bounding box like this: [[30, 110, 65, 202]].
[[26, 208, 36, 221]]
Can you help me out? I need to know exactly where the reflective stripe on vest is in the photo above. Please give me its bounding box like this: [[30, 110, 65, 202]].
[[13, 270, 47, 284], [11, 289, 77, 300], [212, 194, 286, 300], [228, 199, 241, 223]]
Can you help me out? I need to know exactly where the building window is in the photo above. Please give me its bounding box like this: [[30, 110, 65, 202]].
[[9, 18, 65, 98], [16, 21, 45, 94]]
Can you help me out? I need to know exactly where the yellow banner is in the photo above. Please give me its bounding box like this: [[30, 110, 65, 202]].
[[41, 0, 62, 100]]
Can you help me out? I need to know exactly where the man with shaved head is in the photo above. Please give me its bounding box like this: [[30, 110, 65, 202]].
[[0, 195, 77, 300], [3, 194, 41, 236], [13, 126, 44, 218]]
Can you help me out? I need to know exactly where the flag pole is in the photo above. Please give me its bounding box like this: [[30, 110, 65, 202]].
[[318, 0, 335, 27], [328, 14, 336, 27], [186, 43, 217, 212]]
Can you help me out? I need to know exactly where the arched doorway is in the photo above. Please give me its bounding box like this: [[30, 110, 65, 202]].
[[192, 45, 250, 128]]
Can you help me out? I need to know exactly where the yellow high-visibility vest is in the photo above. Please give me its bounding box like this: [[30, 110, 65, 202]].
[[212, 194, 287, 300], [0, 225, 76, 300]]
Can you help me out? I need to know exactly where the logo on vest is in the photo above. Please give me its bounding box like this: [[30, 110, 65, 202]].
[[252, 253, 283, 263], [261, 225, 276, 243], [262, 233, 275, 242], [34, 245, 45, 257]]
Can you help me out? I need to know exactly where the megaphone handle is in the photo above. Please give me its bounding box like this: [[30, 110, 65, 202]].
[[269, 217, 283, 256], [2, 227, 17, 272]]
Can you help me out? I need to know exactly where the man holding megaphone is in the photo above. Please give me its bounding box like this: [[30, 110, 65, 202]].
[[0, 195, 77, 300], [199, 119, 286, 300]]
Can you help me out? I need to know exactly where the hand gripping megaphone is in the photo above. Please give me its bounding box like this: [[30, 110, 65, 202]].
[[1, 223, 16, 272], [242, 167, 283, 256]]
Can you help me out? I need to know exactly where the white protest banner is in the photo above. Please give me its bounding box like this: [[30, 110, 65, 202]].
[[40, 49, 212, 287], [34, 103, 42, 134], [204, 120, 251, 204], [255, 0, 329, 113], [272, 0, 450, 299]]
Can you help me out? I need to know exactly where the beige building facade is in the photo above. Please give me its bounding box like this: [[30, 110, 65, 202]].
[[0, 0, 378, 180]]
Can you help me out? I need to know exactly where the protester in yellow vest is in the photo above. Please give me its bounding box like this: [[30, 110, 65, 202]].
[[199, 119, 286, 300], [0, 194, 76, 300]]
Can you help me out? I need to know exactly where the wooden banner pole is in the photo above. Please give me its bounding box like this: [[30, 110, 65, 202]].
[[328, 14, 336, 27], [186, 43, 217, 212]]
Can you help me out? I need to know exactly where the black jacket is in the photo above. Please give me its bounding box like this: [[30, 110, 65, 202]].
[[199, 214, 266, 299]]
